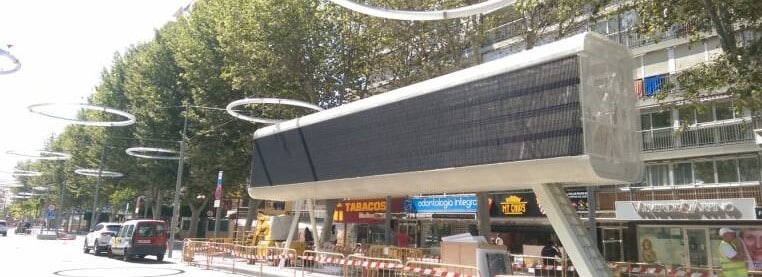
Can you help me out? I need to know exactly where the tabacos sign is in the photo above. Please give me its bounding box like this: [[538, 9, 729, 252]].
[[489, 193, 545, 217], [406, 195, 477, 214], [333, 198, 404, 224]]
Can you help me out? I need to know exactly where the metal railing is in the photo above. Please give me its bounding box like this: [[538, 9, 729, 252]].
[[182, 239, 300, 276], [640, 120, 755, 152], [344, 254, 404, 277], [300, 250, 346, 276]]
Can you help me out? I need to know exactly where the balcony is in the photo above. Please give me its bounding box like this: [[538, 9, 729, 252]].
[[754, 116, 762, 145], [640, 119, 755, 152]]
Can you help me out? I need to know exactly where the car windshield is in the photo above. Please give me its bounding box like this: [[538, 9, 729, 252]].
[[106, 225, 121, 233], [0, 222, 6, 226]]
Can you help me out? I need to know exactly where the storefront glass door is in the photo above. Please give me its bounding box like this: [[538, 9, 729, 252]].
[[601, 227, 624, 262], [685, 229, 709, 267]]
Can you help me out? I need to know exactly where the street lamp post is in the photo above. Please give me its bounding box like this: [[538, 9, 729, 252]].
[[168, 108, 188, 258], [89, 145, 107, 230]]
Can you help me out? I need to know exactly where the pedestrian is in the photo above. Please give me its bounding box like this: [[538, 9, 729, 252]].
[[541, 240, 560, 266], [304, 227, 314, 247], [494, 234, 504, 246], [718, 227, 749, 277]]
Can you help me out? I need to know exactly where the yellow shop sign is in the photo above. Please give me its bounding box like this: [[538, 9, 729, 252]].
[[500, 195, 527, 215]]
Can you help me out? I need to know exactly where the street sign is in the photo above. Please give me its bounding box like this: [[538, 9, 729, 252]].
[[213, 199, 221, 208], [47, 204, 56, 211], [46, 210, 57, 219]]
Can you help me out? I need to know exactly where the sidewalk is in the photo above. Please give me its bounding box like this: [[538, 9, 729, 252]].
[[166, 240, 339, 277]]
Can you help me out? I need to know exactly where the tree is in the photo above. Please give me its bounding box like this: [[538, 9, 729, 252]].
[[634, 0, 762, 111]]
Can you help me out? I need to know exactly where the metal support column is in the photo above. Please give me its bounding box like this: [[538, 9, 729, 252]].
[[281, 199, 304, 268], [384, 196, 392, 245], [308, 199, 319, 251], [531, 183, 612, 277]]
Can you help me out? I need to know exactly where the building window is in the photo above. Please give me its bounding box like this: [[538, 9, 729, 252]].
[[641, 110, 673, 150], [678, 102, 739, 125], [673, 162, 693, 186], [740, 157, 761, 182], [716, 159, 739, 183], [644, 164, 670, 187], [693, 161, 715, 185]]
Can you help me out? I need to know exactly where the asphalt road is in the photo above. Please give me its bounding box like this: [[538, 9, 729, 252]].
[[0, 227, 240, 277]]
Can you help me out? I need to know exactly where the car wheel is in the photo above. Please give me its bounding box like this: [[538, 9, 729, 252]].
[[123, 249, 131, 262], [93, 240, 100, 255], [137, 255, 145, 259], [156, 254, 164, 262], [107, 247, 113, 258], [83, 239, 90, 254]]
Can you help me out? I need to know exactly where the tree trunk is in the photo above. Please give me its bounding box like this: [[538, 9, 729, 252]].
[[188, 197, 208, 239], [320, 199, 338, 246], [701, 0, 737, 53], [476, 192, 492, 237], [152, 189, 162, 220], [244, 199, 259, 231]]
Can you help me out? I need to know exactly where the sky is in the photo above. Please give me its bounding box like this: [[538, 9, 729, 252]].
[[0, 0, 191, 182]]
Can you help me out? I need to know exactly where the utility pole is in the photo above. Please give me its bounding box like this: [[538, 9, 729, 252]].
[[89, 145, 107, 230], [168, 106, 188, 258]]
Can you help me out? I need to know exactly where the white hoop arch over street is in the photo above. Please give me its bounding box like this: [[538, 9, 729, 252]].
[[327, 0, 516, 21], [0, 169, 43, 177], [74, 168, 124, 178], [226, 98, 324, 124], [6, 150, 71, 161], [0, 180, 22, 187], [0, 48, 21, 75], [125, 147, 180, 160], [28, 103, 136, 127]]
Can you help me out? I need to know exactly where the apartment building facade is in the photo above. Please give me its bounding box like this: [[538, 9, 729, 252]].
[[479, 5, 762, 269]]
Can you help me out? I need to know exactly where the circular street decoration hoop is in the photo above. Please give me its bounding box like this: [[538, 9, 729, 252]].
[[125, 147, 180, 160], [27, 103, 136, 127], [0, 169, 43, 177], [226, 98, 324, 124], [6, 150, 71, 160], [0, 182, 22, 188], [0, 48, 21, 75], [74, 168, 124, 178], [327, 0, 516, 21]]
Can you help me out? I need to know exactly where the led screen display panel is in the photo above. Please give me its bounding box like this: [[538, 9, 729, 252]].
[[249, 32, 641, 201]]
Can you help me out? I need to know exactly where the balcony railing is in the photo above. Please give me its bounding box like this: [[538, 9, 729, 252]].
[[483, 15, 697, 50], [640, 120, 755, 152]]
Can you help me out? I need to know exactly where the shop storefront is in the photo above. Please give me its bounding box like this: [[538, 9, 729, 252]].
[[333, 198, 404, 246], [489, 192, 553, 254], [615, 198, 761, 270], [403, 194, 478, 248]]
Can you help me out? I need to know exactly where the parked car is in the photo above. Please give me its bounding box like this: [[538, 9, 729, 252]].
[[14, 222, 32, 235], [84, 222, 121, 255], [109, 220, 167, 261], [0, 220, 7, 236]]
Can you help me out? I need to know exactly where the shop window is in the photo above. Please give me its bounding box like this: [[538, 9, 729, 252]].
[[740, 157, 761, 182], [716, 159, 739, 183], [673, 163, 692, 186], [693, 161, 715, 185], [637, 226, 685, 266]]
